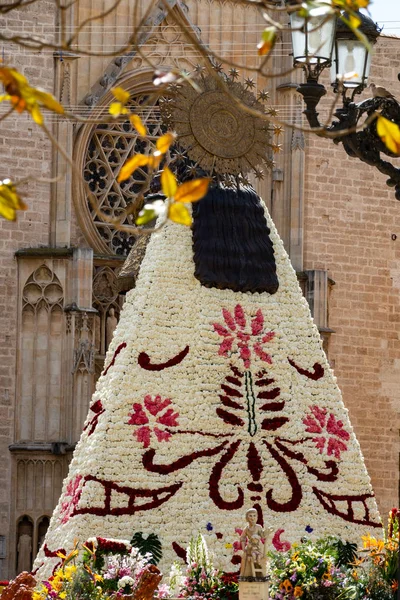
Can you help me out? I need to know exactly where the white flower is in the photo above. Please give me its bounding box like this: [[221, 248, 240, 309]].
[[118, 575, 135, 589]]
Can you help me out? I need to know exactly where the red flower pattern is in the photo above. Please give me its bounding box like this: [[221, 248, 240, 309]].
[[60, 475, 83, 524], [303, 405, 350, 460], [213, 305, 275, 369], [272, 529, 291, 552], [128, 395, 179, 448]]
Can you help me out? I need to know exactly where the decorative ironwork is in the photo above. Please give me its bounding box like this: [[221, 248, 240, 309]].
[[161, 74, 276, 177], [299, 90, 400, 200]]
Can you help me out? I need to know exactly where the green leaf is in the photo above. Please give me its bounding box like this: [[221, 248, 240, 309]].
[[135, 207, 158, 226], [130, 532, 162, 565]]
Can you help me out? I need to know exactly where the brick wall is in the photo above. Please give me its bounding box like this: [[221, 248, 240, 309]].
[[0, 0, 56, 578], [304, 35, 400, 520]]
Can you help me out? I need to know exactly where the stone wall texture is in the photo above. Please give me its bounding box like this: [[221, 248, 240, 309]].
[[305, 36, 400, 521]]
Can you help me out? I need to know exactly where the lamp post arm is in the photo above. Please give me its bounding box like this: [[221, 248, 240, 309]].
[[296, 80, 327, 130], [297, 88, 400, 200]]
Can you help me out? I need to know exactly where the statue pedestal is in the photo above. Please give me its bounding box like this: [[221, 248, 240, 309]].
[[239, 580, 269, 600]]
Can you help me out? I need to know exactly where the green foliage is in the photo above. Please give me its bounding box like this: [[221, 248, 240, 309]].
[[334, 539, 358, 568], [130, 531, 162, 565]]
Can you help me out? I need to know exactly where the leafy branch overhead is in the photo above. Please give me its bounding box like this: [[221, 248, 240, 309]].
[[1, 0, 399, 225]]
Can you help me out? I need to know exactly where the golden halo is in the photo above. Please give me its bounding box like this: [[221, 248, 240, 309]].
[[161, 75, 274, 177]]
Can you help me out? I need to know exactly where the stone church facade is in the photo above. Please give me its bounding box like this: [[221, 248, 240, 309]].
[[0, 0, 399, 581]]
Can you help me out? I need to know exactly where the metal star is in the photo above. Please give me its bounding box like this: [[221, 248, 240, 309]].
[[228, 68, 240, 80], [221, 174, 234, 188], [271, 143, 282, 154], [258, 89, 270, 102], [185, 163, 200, 178], [194, 64, 206, 75], [171, 149, 187, 163], [168, 83, 181, 94], [211, 61, 223, 73], [273, 125, 283, 136], [244, 77, 256, 89], [254, 169, 265, 180], [267, 107, 279, 117], [239, 174, 250, 186]]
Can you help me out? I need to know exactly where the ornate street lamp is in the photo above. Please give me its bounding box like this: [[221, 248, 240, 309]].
[[286, 3, 400, 200]]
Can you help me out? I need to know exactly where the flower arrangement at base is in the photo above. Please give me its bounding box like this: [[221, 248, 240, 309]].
[[167, 534, 238, 600], [338, 507, 399, 600], [268, 536, 357, 599], [31, 536, 161, 600]]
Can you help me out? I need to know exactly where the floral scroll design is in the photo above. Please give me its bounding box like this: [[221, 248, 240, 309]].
[[67, 305, 379, 538]]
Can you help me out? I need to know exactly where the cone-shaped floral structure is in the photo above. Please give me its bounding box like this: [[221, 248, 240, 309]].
[[34, 186, 380, 578]]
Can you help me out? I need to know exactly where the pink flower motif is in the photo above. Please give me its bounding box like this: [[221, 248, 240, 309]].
[[213, 305, 275, 369], [272, 529, 291, 552], [60, 475, 83, 524], [128, 394, 179, 448], [303, 405, 350, 460]]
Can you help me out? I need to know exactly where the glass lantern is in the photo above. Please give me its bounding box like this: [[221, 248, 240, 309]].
[[331, 13, 380, 91], [289, 9, 336, 69]]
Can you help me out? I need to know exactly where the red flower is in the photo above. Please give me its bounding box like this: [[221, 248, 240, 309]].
[[128, 395, 179, 448], [272, 529, 291, 552], [303, 405, 350, 460], [213, 305, 275, 368], [60, 475, 83, 524]]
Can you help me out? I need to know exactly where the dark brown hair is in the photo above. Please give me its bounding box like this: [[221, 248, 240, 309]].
[[192, 184, 279, 294]]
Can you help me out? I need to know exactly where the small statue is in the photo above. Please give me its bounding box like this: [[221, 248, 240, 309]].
[[239, 508, 273, 578], [106, 308, 118, 350]]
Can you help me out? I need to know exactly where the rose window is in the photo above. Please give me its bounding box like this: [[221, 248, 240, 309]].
[[76, 90, 171, 256]]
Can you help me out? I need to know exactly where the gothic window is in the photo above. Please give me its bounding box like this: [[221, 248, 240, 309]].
[[36, 516, 50, 554], [75, 77, 171, 256], [18, 266, 65, 442]]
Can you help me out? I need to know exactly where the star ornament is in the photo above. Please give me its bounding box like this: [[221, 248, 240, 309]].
[[258, 89, 270, 101], [244, 77, 256, 89]]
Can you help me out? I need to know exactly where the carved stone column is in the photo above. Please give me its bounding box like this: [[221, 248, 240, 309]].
[[50, 50, 79, 247], [65, 248, 96, 443], [274, 83, 305, 272]]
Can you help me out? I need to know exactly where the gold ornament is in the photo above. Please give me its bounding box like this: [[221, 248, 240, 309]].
[[161, 74, 274, 177]]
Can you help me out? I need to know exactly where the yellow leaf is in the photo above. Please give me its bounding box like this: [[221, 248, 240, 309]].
[[257, 27, 277, 57], [118, 154, 161, 182], [109, 102, 128, 117], [168, 202, 192, 226], [130, 114, 147, 136], [175, 178, 211, 203], [0, 180, 27, 221], [161, 167, 178, 198], [34, 89, 64, 114], [30, 104, 44, 125], [111, 86, 130, 104], [349, 13, 361, 29], [156, 131, 176, 154], [376, 115, 400, 155]]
